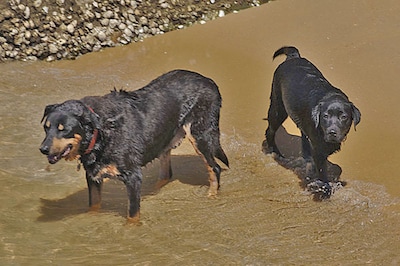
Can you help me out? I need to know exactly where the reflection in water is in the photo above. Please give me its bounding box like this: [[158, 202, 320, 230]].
[[37, 155, 209, 222], [1, 0, 400, 264]]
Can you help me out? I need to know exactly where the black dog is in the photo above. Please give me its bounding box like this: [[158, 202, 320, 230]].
[[263, 46, 361, 198], [40, 69, 229, 223]]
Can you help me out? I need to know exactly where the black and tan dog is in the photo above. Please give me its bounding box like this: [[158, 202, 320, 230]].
[[40, 69, 229, 222], [263, 46, 361, 198]]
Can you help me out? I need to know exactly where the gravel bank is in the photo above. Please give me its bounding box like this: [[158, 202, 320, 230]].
[[0, 0, 268, 62]]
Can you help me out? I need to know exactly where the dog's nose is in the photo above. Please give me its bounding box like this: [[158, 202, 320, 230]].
[[40, 145, 49, 155], [328, 130, 337, 137]]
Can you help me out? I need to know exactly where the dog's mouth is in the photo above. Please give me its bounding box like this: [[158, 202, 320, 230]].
[[325, 136, 342, 143], [325, 134, 346, 143], [47, 144, 73, 164]]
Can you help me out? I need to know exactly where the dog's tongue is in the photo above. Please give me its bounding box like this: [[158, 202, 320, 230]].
[[47, 154, 61, 164]]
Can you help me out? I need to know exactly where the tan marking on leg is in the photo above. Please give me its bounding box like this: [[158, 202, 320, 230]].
[[207, 165, 219, 198], [89, 203, 101, 212], [92, 164, 121, 182], [183, 123, 201, 155], [183, 123, 219, 198], [126, 211, 141, 225]]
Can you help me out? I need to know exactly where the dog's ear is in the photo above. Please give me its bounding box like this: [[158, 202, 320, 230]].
[[41, 104, 59, 123], [77, 105, 101, 130], [351, 104, 361, 131], [311, 103, 321, 128]]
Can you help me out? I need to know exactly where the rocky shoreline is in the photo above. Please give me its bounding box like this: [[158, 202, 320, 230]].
[[0, 0, 268, 62]]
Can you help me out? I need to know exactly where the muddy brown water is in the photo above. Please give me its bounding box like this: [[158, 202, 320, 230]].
[[1, 0, 400, 264]]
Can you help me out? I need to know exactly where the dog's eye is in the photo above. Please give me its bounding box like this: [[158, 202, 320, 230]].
[[323, 114, 329, 119], [340, 115, 348, 121]]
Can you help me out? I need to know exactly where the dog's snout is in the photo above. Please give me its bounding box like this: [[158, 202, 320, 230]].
[[328, 129, 337, 137], [40, 145, 49, 155]]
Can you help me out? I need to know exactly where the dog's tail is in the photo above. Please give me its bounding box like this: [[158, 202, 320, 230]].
[[215, 147, 229, 168], [273, 46, 300, 61]]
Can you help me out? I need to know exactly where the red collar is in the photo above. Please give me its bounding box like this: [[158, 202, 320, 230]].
[[84, 106, 98, 155], [84, 128, 98, 155]]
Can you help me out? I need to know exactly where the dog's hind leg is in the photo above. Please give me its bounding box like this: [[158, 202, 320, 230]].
[[156, 150, 173, 189], [86, 173, 103, 212], [263, 84, 288, 157], [184, 123, 224, 197]]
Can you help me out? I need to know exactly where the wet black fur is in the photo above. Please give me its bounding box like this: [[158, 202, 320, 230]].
[[40, 69, 229, 219], [263, 46, 361, 199]]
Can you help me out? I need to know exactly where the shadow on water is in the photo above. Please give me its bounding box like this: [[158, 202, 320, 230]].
[[262, 126, 344, 198], [37, 155, 212, 222]]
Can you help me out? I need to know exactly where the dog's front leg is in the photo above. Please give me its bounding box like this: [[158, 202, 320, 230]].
[[311, 155, 332, 199], [124, 168, 142, 223], [86, 172, 103, 211]]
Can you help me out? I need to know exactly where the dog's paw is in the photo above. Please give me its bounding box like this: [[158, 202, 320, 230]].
[[261, 139, 273, 154], [307, 180, 332, 200]]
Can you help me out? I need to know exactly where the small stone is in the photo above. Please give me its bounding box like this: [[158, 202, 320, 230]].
[[4, 10, 13, 19], [23, 20, 30, 29], [66, 23, 75, 34], [118, 23, 126, 30], [14, 36, 24, 46], [103, 10, 113, 19], [23, 7, 30, 19], [25, 31, 31, 40], [33, 0, 42, 8], [130, 1, 138, 9], [97, 31, 107, 41], [85, 10, 95, 19], [48, 43, 58, 54], [46, 55, 56, 62], [123, 28, 133, 37], [139, 16, 148, 25], [128, 14, 137, 23], [100, 18, 109, 26], [109, 19, 119, 28], [85, 22, 94, 30]]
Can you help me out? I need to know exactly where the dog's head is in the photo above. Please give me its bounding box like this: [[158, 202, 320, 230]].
[[39, 100, 100, 164], [312, 97, 361, 143]]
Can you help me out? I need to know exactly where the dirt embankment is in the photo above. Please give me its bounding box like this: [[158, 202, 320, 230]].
[[0, 0, 268, 62]]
